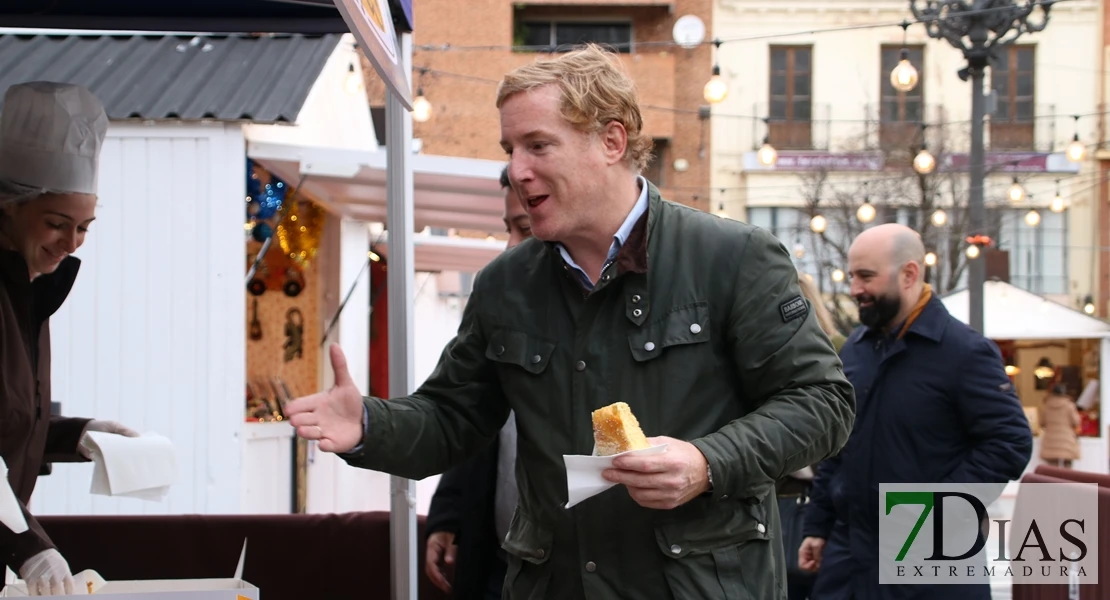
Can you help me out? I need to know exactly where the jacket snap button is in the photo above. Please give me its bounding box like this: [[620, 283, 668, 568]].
[[689, 323, 702, 334], [757, 523, 766, 534], [531, 354, 542, 364], [536, 549, 545, 559], [670, 544, 682, 555], [496, 345, 505, 355], [575, 360, 586, 371], [633, 308, 643, 317], [631, 294, 641, 304], [584, 561, 596, 572], [644, 342, 656, 352]]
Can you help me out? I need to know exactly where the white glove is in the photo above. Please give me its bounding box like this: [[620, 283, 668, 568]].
[[79, 420, 140, 459], [18, 548, 76, 596]]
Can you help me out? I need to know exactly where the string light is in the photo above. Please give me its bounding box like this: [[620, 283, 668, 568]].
[[1024, 209, 1041, 227], [931, 209, 947, 226], [703, 40, 728, 104], [793, 243, 806, 259], [1066, 115, 1086, 162], [966, 245, 981, 259], [810, 214, 827, 233], [831, 268, 845, 282], [412, 88, 432, 122], [1051, 179, 1066, 213], [1008, 178, 1025, 203], [924, 252, 937, 266], [713, 202, 730, 218], [890, 21, 919, 93], [857, 202, 876, 223], [913, 148, 936, 174]]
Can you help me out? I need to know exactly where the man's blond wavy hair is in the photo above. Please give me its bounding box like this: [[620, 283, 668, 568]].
[[496, 44, 653, 173]]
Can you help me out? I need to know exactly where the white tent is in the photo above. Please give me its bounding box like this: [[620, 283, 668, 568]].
[[943, 280, 1110, 475], [942, 280, 1110, 340]]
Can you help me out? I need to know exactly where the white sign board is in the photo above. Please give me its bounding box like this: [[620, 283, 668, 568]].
[[333, 0, 413, 110]]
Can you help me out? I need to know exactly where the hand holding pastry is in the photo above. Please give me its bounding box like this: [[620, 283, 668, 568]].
[[604, 436, 710, 510]]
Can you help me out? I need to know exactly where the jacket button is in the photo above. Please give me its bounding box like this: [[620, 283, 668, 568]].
[[644, 342, 656, 352], [575, 361, 586, 371], [670, 544, 682, 555], [531, 354, 542, 364], [690, 323, 702, 334], [496, 345, 505, 355], [632, 308, 642, 317], [536, 549, 545, 559], [721, 494, 729, 501], [757, 523, 766, 535], [631, 294, 641, 304], [584, 561, 596, 572]]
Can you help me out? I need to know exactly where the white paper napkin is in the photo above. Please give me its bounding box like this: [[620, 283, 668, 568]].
[[562, 443, 668, 509], [0, 457, 27, 534], [82, 432, 178, 501]]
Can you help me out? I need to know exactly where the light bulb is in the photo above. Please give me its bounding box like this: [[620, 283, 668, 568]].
[[1008, 180, 1025, 203], [412, 93, 432, 123], [913, 149, 936, 174], [703, 70, 728, 104], [924, 251, 937, 266], [831, 268, 845, 283], [966, 245, 981, 259], [757, 142, 778, 167], [890, 58, 919, 93], [1085, 302, 1096, 315], [810, 214, 827, 233], [344, 64, 362, 94], [857, 202, 876, 223], [931, 209, 947, 227], [1067, 138, 1086, 163], [1024, 209, 1041, 227], [793, 243, 806, 259], [712, 203, 729, 219], [1050, 194, 1066, 213]]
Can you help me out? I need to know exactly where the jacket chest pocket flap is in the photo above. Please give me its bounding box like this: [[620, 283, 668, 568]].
[[486, 329, 556, 375], [628, 302, 710, 362]]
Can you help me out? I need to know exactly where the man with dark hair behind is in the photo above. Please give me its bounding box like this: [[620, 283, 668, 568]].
[[424, 165, 530, 599]]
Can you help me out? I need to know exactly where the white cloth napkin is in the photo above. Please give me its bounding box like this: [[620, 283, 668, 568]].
[[562, 443, 668, 509], [0, 457, 27, 534], [82, 432, 178, 501]]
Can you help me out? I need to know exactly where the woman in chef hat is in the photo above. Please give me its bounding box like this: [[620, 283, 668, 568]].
[[0, 81, 140, 596]]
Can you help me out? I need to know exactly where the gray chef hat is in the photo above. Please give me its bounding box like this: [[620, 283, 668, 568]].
[[0, 82, 109, 196]]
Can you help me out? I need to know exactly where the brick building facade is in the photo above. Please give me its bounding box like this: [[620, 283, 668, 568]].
[[364, 0, 715, 232]]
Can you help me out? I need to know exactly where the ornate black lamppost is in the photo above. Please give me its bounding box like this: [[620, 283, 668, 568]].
[[907, 0, 1053, 332]]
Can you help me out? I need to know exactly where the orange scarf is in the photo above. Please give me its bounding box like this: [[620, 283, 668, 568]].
[[897, 284, 932, 340]]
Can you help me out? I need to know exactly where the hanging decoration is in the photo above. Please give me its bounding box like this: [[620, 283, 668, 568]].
[[246, 158, 288, 226], [277, 197, 325, 269]]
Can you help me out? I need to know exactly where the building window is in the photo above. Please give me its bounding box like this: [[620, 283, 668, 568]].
[[768, 46, 813, 150], [991, 45, 1036, 150], [879, 45, 925, 152], [992, 207, 1068, 295], [516, 21, 632, 52]]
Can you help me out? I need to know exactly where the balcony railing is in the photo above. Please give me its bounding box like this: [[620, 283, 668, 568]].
[[749, 102, 832, 151]]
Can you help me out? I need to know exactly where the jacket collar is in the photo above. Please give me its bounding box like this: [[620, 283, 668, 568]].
[[854, 293, 948, 345], [0, 248, 81, 322]]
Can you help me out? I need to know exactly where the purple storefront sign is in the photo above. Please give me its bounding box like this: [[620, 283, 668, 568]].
[[943, 153, 1050, 173], [770, 152, 885, 171]]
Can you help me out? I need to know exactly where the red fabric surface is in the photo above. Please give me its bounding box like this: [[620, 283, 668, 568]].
[[1034, 464, 1110, 489], [37, 512, 450, 600], [1011, 472, 1109, 600]]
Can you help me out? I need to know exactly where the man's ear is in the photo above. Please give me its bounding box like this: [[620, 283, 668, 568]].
[[599, 120, 628, 166], [902, 260, 922, 288]]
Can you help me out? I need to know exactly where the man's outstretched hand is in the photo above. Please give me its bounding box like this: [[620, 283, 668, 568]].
[[285, 344, 366, 454]]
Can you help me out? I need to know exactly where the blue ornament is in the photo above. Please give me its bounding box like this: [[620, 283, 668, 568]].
[[245, 159, 289, 221], [252, 222, 273, 243]]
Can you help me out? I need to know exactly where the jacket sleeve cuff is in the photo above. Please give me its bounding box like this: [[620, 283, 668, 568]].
[[43, 417, 93, 463], [690, 438, 771, 503]]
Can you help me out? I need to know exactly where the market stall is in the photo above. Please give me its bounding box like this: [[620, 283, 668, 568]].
[[942, 280, 1110, 475]]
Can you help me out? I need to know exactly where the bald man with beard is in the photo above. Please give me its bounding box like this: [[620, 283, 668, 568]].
[[797, 224, 1032, 600]]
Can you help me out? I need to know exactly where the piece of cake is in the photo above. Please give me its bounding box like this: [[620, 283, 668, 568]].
[[591, 402, 650, 456]]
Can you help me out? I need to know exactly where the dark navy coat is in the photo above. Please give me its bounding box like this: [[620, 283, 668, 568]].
[[802, 294, 1032, 600]]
